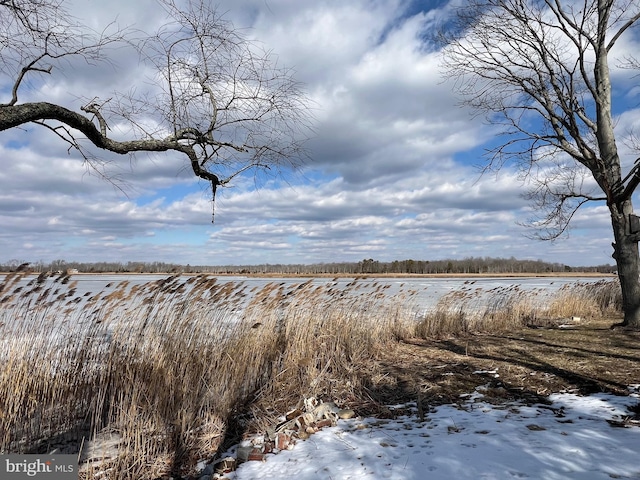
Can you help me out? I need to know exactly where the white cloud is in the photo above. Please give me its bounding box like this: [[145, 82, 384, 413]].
[[0, 0, 632, 266]]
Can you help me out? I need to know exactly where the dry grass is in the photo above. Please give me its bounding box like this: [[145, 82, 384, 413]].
[[414, 279, 622, 337], [0, 273, 629, 479], [0, 274, 413, 479], [372, 315, 640, 414]]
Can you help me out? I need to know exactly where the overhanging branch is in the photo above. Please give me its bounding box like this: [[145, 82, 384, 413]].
[[1, 101, 225, 222], [614, 157, 640, 203]]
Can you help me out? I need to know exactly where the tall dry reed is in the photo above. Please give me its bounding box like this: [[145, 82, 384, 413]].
[[414, 279, 622, 338], [0, 274, 415, 479], [0, 273, 621, 478]]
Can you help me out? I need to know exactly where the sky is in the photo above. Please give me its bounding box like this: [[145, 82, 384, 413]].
[[225, 389, 640, 480], [1, 0, 639, 267]]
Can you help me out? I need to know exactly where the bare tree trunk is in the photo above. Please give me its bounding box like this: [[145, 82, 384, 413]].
[[610, 199, 640, 327]]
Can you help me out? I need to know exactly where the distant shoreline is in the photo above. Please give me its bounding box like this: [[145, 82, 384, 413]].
[[216, 272, 616, 279], [0, 271, 616, 279]]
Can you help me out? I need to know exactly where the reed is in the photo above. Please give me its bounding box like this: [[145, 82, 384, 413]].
[[414, 280, 622, 338], [0, 274, 414, 478], [0, 273, 621, 478]]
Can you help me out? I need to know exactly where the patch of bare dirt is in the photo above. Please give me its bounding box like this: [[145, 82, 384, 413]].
[[357, 316, 640, 416]]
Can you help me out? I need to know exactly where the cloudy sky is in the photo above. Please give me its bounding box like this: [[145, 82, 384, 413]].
[[1, 0, 639, 267]]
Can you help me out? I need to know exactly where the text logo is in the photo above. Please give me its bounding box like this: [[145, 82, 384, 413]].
[[1, 455, 76, 479]]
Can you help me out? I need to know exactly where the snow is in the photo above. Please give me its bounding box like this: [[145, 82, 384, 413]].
[[226, 388, 640, 480]]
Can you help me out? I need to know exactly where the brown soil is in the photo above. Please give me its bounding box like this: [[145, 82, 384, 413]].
[[357, 316, 640, 416]]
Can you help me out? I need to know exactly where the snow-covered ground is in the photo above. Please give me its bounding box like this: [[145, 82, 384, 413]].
[[227, 388, 640, 480]]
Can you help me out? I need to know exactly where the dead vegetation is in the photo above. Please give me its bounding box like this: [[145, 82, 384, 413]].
[[0, 272, 635, 479]]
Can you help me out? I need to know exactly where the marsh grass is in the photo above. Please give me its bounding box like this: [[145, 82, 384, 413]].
[[0, 274, 415, 478], [414, 279, 622, 337], [0, 273, 621, 479]]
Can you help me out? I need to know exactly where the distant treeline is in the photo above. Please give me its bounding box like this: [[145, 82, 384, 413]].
[[0, 257, 617, 275]]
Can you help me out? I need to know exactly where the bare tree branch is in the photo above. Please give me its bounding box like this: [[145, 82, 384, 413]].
[[0, 0, 312, 223]]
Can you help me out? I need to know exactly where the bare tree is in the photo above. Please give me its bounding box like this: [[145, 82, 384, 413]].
[[0, 0, 310, 222], [442, 0, 640, 327]]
